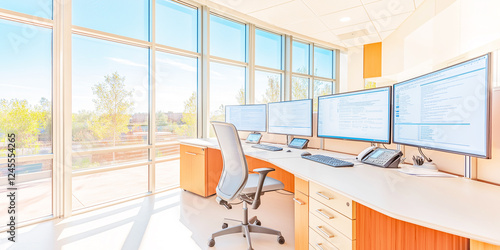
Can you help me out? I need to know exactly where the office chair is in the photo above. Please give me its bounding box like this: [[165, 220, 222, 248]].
[[208, 121, 285, 250]]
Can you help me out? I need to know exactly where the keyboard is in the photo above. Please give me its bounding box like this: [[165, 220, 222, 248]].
[[251, 144, 283, 151], [302, 154, 354, 167]]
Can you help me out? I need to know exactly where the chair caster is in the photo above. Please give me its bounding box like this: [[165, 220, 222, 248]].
[[255, 220, 261, 226], [208, 238, 215, 247], [277, 236, 285, 244], [222, 223, 228, 229]]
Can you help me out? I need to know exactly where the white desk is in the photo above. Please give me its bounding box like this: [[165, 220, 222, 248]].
[[180, 138, 500, 246]]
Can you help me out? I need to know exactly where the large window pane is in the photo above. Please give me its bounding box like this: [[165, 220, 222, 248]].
[[155, 160, 180, 190], [210, 15, 246, 62], [156, 0, 198, 52], [72, 149, 148, 171], [292, 41, 310, 74], [292, 76, 310, 100], [0, 20, 52, 157], [0, 0, 52, 19], [314, 47, 335, 79], [255, 71, 281, 104], [156, 53, 198, 142], [313, 80, 334, 111], [0, 160, 52, 223], [209, 62, 245, 136], [72, 166, 148, 209], [72, 35, 149, 149], [73, 0, 149, 41], [255, 29, 282, 69]]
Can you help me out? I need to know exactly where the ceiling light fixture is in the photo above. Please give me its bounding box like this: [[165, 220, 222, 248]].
[[340, 17, 351, 22]]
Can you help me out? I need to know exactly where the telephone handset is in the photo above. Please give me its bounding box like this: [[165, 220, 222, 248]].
[[357, 146, 403, 168]]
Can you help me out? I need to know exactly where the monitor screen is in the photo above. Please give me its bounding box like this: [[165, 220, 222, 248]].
[[393, 54, 490, 158], [268, 99, 313, 136], [317, 87, 392, 143], [225, 104, 267, 132]]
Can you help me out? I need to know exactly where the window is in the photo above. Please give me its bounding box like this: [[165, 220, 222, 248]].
[[156, 0, 198, 52], [292, 41, 310, 74], [313, 80, 334, 111], [72, 35, 150, 150], [209, 62, 245, 136], [0, 0, 52, 19], [255, 29, 282, 69], [72, 0, 150, 41], [314, 47, 335, 79], [72, 165, 148, 208], [156, 52, 198, 142], [292, 77, 310, 100], [0, 160, 53, 223], [210, 15, 246, 62], [0, 20, 52, 157], [255, 71, 281, 104]]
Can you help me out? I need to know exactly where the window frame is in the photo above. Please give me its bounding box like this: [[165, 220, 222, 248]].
[[0, 0, 341, 228]]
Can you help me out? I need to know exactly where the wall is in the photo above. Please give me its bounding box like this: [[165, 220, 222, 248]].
[[378, 0, 500, 183], [240, 0, 500, 184]]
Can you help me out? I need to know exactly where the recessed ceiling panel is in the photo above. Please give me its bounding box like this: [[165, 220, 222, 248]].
[[250, 0, 316, 26], [302, 0, 363, 16], [320, 6, 371, 29]]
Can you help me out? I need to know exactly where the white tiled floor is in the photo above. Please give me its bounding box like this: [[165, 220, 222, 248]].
[[0, 189, 295, 250]]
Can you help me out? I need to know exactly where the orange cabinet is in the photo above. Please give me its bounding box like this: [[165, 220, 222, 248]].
[[180, 144, 222, 197]]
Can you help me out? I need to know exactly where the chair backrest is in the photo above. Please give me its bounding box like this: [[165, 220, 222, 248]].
[[211, 121, 249, 202]]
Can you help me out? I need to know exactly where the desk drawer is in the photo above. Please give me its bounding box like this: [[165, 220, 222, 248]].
[[309, 228, 339, 250], [310, 182, 355, 219], [309, 198, 355, 239], [310, 213, 353, 250]]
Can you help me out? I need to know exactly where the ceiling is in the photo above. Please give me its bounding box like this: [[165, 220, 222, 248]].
[[208, 0, 425, 48]]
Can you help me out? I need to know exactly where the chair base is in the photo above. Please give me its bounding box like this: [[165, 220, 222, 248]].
[[208, 202, 285, 250]]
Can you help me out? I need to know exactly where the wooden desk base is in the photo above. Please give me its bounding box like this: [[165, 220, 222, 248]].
[[356, 203, 469, 250]]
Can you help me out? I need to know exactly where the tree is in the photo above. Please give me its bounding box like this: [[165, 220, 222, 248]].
[[174, 92, 197, 138], [259, 75, 280, 104], [291, 77, 309, 100], [236, 88, 245, 105], [72, 110, 97, 145], [0, 99, 46, 155], [90, 72, 134, 147]]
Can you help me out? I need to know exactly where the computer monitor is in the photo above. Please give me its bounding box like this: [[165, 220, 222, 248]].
[[268, 99, 313, 137], [225, 104, 267, 132], [393, 54, 491, 158], [317, 87, 392, 143]]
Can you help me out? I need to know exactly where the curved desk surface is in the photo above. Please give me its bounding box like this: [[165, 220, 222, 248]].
[[180, 138, 500, 246]]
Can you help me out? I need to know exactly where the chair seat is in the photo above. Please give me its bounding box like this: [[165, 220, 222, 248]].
[[242, 174, 284, 194]]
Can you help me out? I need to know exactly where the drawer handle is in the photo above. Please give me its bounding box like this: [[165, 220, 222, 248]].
[[316, 243, 325, 250], [316, 226, 334, 238], [185, 152, 197, 155], [316, 209, 333, 219], [292, 198, 305, 205], [316, 191, 332, 200]]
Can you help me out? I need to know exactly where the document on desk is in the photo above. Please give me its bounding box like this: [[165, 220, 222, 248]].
[[398, 167, 457, 177]]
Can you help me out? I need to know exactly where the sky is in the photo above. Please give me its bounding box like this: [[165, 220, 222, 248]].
[[1, 0, 334, 117], [0, 19, 52, 106]]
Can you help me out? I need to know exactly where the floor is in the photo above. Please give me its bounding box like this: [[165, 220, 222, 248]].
[[0, 188, 295, 250], [0, 160, 180, 223]]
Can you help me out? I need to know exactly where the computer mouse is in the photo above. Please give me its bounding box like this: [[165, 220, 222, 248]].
[[301, 151, 312, 157], [286, 150, 291, 152]]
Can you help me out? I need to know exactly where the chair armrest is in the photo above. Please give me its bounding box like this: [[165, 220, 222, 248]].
[[251, 168, 275, 209]]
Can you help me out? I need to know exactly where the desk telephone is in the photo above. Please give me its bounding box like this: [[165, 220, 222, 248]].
[[356, 146, 403, 168]]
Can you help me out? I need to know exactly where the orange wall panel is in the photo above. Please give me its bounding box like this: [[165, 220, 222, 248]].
[[363, 42, 382, 78]]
